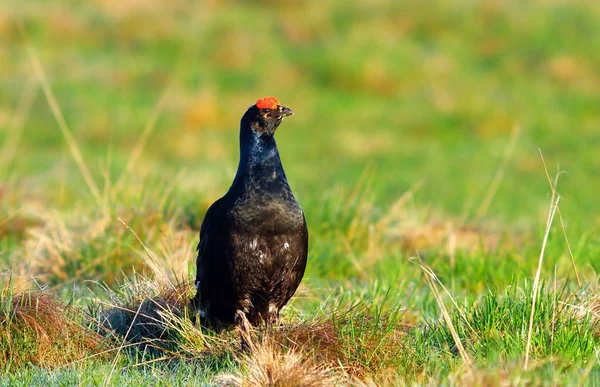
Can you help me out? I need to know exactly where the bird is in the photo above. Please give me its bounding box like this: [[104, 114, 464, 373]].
[[192, 96, 308, 334]]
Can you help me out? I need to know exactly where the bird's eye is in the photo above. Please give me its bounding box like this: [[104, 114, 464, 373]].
[[263, 108, 271, 113]]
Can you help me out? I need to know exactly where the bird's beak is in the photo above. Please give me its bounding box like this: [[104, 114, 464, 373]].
[[280, 106, 294, 117]]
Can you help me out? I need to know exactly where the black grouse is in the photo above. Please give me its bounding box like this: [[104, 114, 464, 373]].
[[193, 96, 308, 332]]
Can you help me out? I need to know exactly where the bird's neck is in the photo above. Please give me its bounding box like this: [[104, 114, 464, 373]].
[[231, 131, 288, 191]]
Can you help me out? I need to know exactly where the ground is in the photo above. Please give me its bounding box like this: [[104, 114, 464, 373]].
[[1, 0, 599, 385]]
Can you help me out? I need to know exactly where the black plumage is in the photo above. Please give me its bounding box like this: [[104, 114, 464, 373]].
[[193, 97, 308, 331]]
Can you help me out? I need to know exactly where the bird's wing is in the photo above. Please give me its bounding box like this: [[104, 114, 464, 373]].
[[195, 197, 224, 285], [302, 211, 309, 247]]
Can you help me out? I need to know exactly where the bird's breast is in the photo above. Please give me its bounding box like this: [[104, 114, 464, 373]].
[[229, 198, 304, 233]]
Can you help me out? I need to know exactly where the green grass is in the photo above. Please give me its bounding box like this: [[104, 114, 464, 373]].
[[1, 0, 600, 385]]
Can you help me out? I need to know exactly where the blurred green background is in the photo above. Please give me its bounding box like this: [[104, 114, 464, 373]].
[[1, 1, 600, 383], [1, 0, 599, 249]]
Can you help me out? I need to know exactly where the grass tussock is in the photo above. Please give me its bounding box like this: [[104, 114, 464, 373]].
[[216, 336, 339, 387], [96, 274, 234, 359], [0, 278, 107, 370], [272, 320, 342, 368], [98, 276, 191, 346]]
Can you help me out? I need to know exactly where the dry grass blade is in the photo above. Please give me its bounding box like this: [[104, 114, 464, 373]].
[[416, 259, 473, 367], [476, 123, 521, 218], [423, 263, 478, 338], [551, 265, 557, 358], [539, 149, 581, 287], [117, 218, 164, 281], [0, 76, 37, 173], [523, 193, 559, 370], [16, 21, 102, 204]]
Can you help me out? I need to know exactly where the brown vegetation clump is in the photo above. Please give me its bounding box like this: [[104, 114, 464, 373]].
[[97, 276, 235, 359], [272, 320, 342, 367], [0, 282, 107, 370], [99, 279, 192, 345], [217, 336, 339, 387]]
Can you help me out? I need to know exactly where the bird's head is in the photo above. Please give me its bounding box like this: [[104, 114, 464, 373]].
[[242, 96, 294, 138]]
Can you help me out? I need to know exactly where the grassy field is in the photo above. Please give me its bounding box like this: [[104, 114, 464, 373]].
[[1, 0, 600, 385]]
